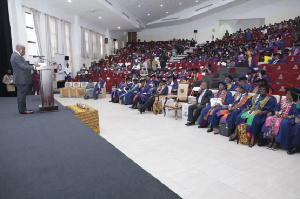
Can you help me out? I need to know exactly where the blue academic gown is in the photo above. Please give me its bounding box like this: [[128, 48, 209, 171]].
[[93, 80, 105, 98], [292, 120, 300, 147], [197, 91, 233, 126], [226, 95, 252, 123], [275, 105, 300, 150], [171, 82, 178, 94], [139, 87, 158, 103], [235, 96, 277, 138], [124, 84, 140, 105], [227, 83, 237, 92]]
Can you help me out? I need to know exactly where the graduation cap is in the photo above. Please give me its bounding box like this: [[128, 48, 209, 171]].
[[132, 79, 138, 82], [218, 81, 228, 90], [239, 76, 248, 81], [161, 69, 167, 73], [238, 84, 249, 91], [255, 69, 266, 73], [126, 77, 132, 81], [248, 67, 256, 73], [225, 75, 234, 81], [160, 79, 167, 83]]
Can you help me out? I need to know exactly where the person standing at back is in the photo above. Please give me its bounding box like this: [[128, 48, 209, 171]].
[[10, 44, 40, 114], [2, 69, 16, 97]]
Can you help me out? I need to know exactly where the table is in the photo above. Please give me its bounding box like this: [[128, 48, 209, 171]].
[[67, 104, 100, 134]]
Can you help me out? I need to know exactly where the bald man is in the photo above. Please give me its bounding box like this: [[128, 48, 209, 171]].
[[10, 44, 40, 114]]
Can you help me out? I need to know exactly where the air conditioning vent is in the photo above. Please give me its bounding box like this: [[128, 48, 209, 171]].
[[122, 12, 129, 19], [105, 0, 113, 6], [195, 4, 213, 11], [162, 17, 179, 21]]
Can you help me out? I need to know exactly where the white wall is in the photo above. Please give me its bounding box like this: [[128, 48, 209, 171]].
[[7, 0, 114, 77], [137, 0, 300, 43], [219, 18, 265, 38]]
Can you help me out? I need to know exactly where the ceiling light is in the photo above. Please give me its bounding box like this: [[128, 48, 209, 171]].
[[118, 27, 120, 29], [138, 5, 141, 7], [179, 3, 182, 5], [196, 0, 198, 2], [166, 12, 168, 14], [68, 0, 72, 2], [160, 4, 163, 7], [148, 14, 150, 16], [99, 16, 102, 19]]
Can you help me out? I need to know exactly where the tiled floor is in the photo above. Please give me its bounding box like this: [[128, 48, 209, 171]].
[[55, 95, 300, 199]]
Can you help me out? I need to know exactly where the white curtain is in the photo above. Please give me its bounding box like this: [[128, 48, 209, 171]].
[[87, 30, 92, 58], [61, 20, 66, 54], [91, 31, 98, 59], [100, 34, 104, 58], [64, 21, 73, 68], [45, 14, 58, 62], [31, 9, 42, 56], [96, 33, 100, 59]]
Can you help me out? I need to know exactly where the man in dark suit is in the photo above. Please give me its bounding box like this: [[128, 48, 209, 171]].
[[186, 82, 212, 126], [10, 44, 40, 114]]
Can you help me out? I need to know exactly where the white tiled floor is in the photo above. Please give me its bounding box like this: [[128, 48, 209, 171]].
[[55, 94, 300, 199]]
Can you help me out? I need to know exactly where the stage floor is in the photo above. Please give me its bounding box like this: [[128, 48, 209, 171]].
[[0, 96, 180, 199]]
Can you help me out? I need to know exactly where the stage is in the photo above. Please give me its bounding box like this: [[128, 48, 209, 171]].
[[0, 96, 180, 199]]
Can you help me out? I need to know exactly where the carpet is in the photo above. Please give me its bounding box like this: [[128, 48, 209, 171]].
[[0, 96, 181, 199]]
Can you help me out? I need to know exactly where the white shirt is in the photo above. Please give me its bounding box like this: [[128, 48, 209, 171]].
[[125, 62, 131, 67], [64, 67, 71, 76], [198, 89, 207, 104]]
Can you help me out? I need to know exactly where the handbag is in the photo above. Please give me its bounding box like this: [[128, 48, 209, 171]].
[[237, 124, 251, 145]]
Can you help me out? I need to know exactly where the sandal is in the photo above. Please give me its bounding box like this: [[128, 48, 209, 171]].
[[272, 142, 279, 151], [229, 134, 237, 141], [267, 140, 274, 149]]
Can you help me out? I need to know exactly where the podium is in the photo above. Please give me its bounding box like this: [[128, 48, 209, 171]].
[[38, 65, 58, 111]]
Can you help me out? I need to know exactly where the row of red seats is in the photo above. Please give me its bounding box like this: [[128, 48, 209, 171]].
[[259, 62, 300, 73]]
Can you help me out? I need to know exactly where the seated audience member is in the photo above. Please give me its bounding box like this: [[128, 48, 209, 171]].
[[218, 57, 227, 67], [84, 78, 95, 100], [64, 63, 72, 81], [198, 81, 233, 132], [185, 82, 213, 126], [229, 83, 276, 147], [111, 78, 133, 103], [168, 76, 178, 95], [268, 53, 286, 65], [130, 79, 152, 109], [190, 68, 202, 81], [110, 77, 126, 102], [236, 76, 253, 92], [132, 84, 158, 109], [247, 68, 257, 83], [138, 80, 168, 114], [178, 67, 187, 80], [226, 56, 236, 68], [81, 64, 87, 71], [122, 79, 140, 104], [201, 63, 212, 75], [2, 69, 16, 97], [288, 116, 300, 155], [80, 74, 88, 82], [237, 52, 249, 68], [256, 69, 271, 83], [93, 77, 105, 100], [225, 84, 253, 138], [225, 75, 237, 91], [265, 88, 300, 151]]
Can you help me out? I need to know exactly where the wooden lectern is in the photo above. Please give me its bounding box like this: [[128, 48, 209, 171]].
[[38, 65, 58, 111]]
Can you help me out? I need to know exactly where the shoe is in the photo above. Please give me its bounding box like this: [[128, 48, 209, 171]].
[[214, 130, 219, 135], [19, 110, 34, 114], [138, 108, 144, 114], [185, 122, 195, 126], [198, 125, 206, 128], [109, 100, 113, 102], [229, 136, 237, 141], [248, 143, 255, 148], [287, 147, 297, 155], [207, 127, 213, 133]]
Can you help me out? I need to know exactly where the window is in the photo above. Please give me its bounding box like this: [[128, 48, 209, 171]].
[[25, 12, 39, 56]]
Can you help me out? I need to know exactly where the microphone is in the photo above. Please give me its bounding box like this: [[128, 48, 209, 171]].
[[33, 55, 45, 58]]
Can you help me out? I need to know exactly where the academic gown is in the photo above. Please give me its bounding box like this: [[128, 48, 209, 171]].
[[197, 91, 233, 126], [235, 96, 277, 138], [124, 84, 140, 105], [93, 80, 105, 98], [275, 106, 300, 150], [292, 121, 300, 147]]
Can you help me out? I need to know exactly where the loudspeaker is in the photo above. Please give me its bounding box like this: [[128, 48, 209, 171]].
[[194, 30, 198, 33], [113, 39, 117, 41], [65, 56, 69, 61], [105, 38, 108, 44]]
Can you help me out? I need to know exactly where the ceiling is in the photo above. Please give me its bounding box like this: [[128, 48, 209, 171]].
[[27, 0, 240, 31], [113, 0, 208, 24]]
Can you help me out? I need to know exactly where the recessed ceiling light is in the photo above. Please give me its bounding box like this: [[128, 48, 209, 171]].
[[68, 0, 72, 2], [99, 16, 102, 19], [196, 0, 198, 2], [166, 12, 168, 14], [138, 5, 141, 7], [118, 27, 120, 29], [179, 3, 182, 5], [148, 14, 150, 16], [160, 4, 163, 7]]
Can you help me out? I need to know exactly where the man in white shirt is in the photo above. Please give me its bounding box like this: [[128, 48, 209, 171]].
[[186, 82, 213, 126], [81, 64, 87, 71], [64, 63, 72, 81]]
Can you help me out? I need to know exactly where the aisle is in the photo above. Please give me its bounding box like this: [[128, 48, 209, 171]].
[[56, 94, 300, 199]]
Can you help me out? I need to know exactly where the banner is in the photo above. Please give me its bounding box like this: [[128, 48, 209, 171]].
[[54, 53, 65, 81]]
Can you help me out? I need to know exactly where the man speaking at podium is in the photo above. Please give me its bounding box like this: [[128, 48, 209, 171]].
[[10, 44, 40, 114]]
